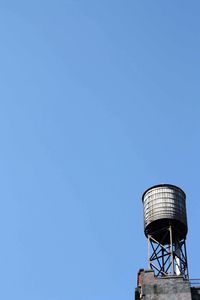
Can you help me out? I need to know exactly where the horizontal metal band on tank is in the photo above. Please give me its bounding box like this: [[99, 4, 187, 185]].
[[144, 209, 187, 224], [144, 205, 187, 215], [144, 205, 186, 213], [144, 214, 187, 225], [143, 193, 186, 201], [144, 210, 187, 219], [143, 188, 185, 195], [143, 194, 186, 203], [144, 202, 186, 211], [143, 194, 186, 201], [143, 200, 187, 211]]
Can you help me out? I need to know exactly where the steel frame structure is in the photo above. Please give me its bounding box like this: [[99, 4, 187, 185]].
[[148, 225, 188, 278]]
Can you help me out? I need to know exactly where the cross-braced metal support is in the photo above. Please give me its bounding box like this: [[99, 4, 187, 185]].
[[148, 225, 188, 278]]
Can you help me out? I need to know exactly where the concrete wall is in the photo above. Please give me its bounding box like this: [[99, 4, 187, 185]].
[[136, 269, 192, 300]]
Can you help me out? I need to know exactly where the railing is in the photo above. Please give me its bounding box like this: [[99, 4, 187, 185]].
[[190, 279, 200, 287]]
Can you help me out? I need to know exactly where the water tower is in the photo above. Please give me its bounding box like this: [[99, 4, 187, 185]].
[[142, 184, 188, 278]]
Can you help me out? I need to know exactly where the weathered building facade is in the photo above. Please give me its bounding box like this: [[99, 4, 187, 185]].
[[135, 269, 200, 300]]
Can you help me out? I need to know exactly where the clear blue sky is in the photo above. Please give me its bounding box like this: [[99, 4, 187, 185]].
[[0, 1, 200, 299]]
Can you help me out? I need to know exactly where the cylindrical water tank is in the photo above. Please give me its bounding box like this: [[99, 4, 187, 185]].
[[142, 184, 188, 243]]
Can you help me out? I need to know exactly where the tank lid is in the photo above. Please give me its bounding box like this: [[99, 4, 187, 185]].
[[142, 184, 186, 203]]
